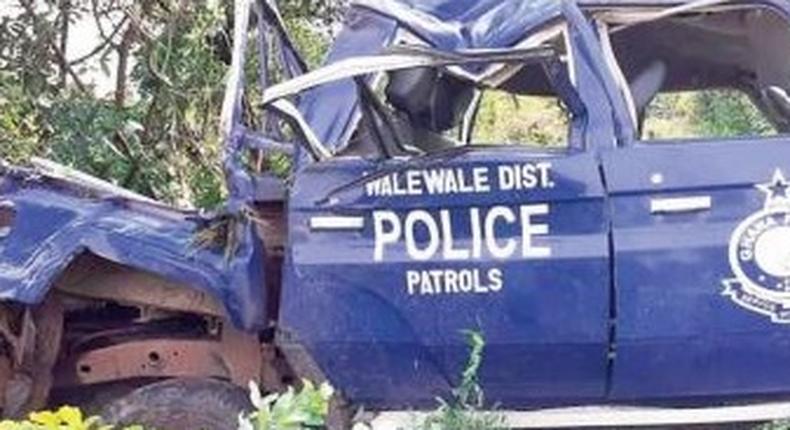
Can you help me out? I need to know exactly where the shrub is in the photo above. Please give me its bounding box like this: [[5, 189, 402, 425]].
[[0, 406, 142, 430], [411, 330, 505, 430], [238, 379, 334, 430]]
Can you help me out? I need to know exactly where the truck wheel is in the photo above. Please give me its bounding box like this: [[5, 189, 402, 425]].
[[100, 378, 250, 430]]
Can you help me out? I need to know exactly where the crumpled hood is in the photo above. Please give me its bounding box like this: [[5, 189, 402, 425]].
[[0, 163, 267, 331]]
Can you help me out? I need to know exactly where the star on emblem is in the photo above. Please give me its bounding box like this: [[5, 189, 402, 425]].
[[757, 168, 790, 206]]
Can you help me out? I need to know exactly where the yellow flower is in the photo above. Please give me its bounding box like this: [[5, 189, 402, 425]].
[[56, 406, 84, 428], [29, 410, 60, 429]]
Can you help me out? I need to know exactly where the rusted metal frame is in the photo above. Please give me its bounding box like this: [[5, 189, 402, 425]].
[[25, 297, 64, 413], [0, 296, 65, 416], [50, 254, 271, 392], [250, 202, 285, 325], [54, 254, 226, 318], [54, 323, 262, 389]]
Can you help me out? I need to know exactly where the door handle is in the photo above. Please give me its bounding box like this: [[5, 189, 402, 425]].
[[650, 196, 712, 214], [309, 215, 365, 230]]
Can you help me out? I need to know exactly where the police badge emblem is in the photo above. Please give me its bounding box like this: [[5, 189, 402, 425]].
[[723, 168, 790, 323]]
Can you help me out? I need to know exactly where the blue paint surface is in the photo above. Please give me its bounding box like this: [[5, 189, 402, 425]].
[[280, 0, 790, 408], [283, 151, 611, 407], [0, 165, 267, 331], [7, 0, 790, 412], [604, 139, 790, 400], [282, 0, 621, 407]]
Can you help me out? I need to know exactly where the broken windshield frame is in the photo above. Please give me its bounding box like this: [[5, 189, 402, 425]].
[[259, 44, 586, 161], [600, 0, 735, 33]]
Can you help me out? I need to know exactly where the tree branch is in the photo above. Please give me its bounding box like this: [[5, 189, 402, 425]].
[[114, 23, 137, 106], [68, 15, 128, 66], [57, 0, 70, 88], [18, 0, 89, 95], [90, 0, 124, 43], [50, 40, 89, 94]]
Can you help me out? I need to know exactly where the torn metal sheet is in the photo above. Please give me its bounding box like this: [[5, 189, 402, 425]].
[[0, 162, 266, 331]]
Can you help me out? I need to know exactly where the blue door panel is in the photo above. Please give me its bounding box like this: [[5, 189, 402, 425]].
[[283, 150, 611, 407], [614, 335, 790, 400], [604, 138, 790, 400], [604, 139, 790, 192]]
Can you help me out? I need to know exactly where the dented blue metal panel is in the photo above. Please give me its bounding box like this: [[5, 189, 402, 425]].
[[604, 139, 790, 400], [282, 151, 611, 408], [14, 0, 790, 412], [297, 0, 564, 154], [297, 0, 631, 154], [280, 1, 627, 408], [297, 8, 398, 154], [353, 0, 561, 51], [0, 165, 266, 330]]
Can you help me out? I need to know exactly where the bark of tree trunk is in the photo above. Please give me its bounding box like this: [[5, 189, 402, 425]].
[[58, 0, 70, 89], [114, 26, 137, 107]]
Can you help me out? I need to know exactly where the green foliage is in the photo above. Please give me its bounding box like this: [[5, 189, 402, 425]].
[[43, 95, 149, 189], [411, 331, 505, 430], [239, 379, 335, 430], [474, 91, 567, 147], [283, 19, 330, 70], [0, 406, 143, 430], [694, 89, 774, 138], [3, 0, 776, 212], [237, 331, 503, 430], [0, 0, 335, 209], [127, 1, 231, 207], [643, 90, 774, 140], [757, 421, 790, 430], [0, 73, 45, 163], [0, 2, 59, 97]]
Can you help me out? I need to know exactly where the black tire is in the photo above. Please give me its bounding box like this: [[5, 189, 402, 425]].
[[101, 378, 251, 430], [50, 379, 150, 417]]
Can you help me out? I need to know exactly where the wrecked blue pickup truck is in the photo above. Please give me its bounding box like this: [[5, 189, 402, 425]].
[[6, 0, 790, 428]]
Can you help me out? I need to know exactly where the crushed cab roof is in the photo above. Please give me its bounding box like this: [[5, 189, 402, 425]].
[[350, 0, 711, 51], [352, 0, 562, 50]]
